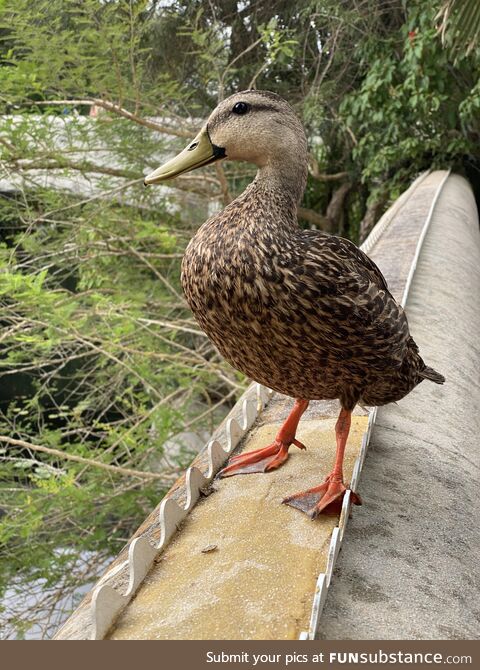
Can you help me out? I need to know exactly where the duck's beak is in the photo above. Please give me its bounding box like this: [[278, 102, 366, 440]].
[[144, 127, 226, 185]]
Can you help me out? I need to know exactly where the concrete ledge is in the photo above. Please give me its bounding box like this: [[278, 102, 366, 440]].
[[318, 174, 480, 639], [109, 416, 368, 640]]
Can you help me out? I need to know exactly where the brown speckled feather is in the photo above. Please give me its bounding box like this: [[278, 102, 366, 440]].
[[182, 183, 430, 410], [180, 90, 444, 411]]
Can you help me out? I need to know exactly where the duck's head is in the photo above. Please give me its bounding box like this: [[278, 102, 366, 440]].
[[144, 90, 307, 185]]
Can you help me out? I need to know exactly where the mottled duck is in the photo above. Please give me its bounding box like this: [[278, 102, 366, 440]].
[[144, 90, 444, 518]]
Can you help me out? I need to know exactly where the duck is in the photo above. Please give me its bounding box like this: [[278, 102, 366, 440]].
[[144, 90, 445, 519]]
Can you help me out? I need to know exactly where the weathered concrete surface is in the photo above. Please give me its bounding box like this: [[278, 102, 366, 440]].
[[318, 173, 480, 640], [109, 416, 368, 640]]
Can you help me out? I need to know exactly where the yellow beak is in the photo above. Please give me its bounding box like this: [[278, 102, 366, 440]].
[[144, 127, 225, 185]]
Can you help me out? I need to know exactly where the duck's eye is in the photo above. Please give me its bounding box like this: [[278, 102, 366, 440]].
[[232, 101, 250, 115]]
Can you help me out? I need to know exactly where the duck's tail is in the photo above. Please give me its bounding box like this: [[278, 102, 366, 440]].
[[419, 365, 445, 385], [408, 338, 445, 385]]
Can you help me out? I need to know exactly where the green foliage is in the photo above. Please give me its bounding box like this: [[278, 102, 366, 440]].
[[0, 184, 233, 636], [340, 4, 480, 191]]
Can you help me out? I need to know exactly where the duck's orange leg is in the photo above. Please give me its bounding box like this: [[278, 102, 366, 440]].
[[218, 398, 309, 477], [283, 407, 362, 518]]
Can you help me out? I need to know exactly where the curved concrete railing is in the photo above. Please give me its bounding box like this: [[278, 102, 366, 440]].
[[318, 172, 480, 639]]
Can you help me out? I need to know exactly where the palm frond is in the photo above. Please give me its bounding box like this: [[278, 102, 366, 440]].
[[436, 0, 480, 56]]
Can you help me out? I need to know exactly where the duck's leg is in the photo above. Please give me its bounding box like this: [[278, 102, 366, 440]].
[[218, 398, 309, 477], [283, 407, 361, 518]]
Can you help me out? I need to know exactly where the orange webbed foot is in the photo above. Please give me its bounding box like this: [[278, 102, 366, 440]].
[[283, 475, 362, 519], [217, 437, 306, 477], [217, 398, 309, 478]]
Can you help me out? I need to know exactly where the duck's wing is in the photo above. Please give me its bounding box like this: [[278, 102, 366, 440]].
[[325, 234, 389, 292], [299, 231, 410, 370], [349, 277, 410, 370], [300, 230, 388, 291]]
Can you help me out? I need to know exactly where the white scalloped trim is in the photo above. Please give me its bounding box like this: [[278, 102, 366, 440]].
[[90, 383, 273, 639]]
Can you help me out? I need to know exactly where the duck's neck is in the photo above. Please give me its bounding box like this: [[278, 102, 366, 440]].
[[259, 155, 307, 197], [231, 156, 308, 230], [202, 152, 309, 239]]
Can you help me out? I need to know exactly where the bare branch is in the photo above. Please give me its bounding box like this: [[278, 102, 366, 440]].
[[23, 99, 195, 138], [13, 158, 137, 180], [326, 181, 353, 232], [297, 206, 332, 231], [218, 35, 264, 100], [308, 155, 349, 182], [0, 435, 177, 482]]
